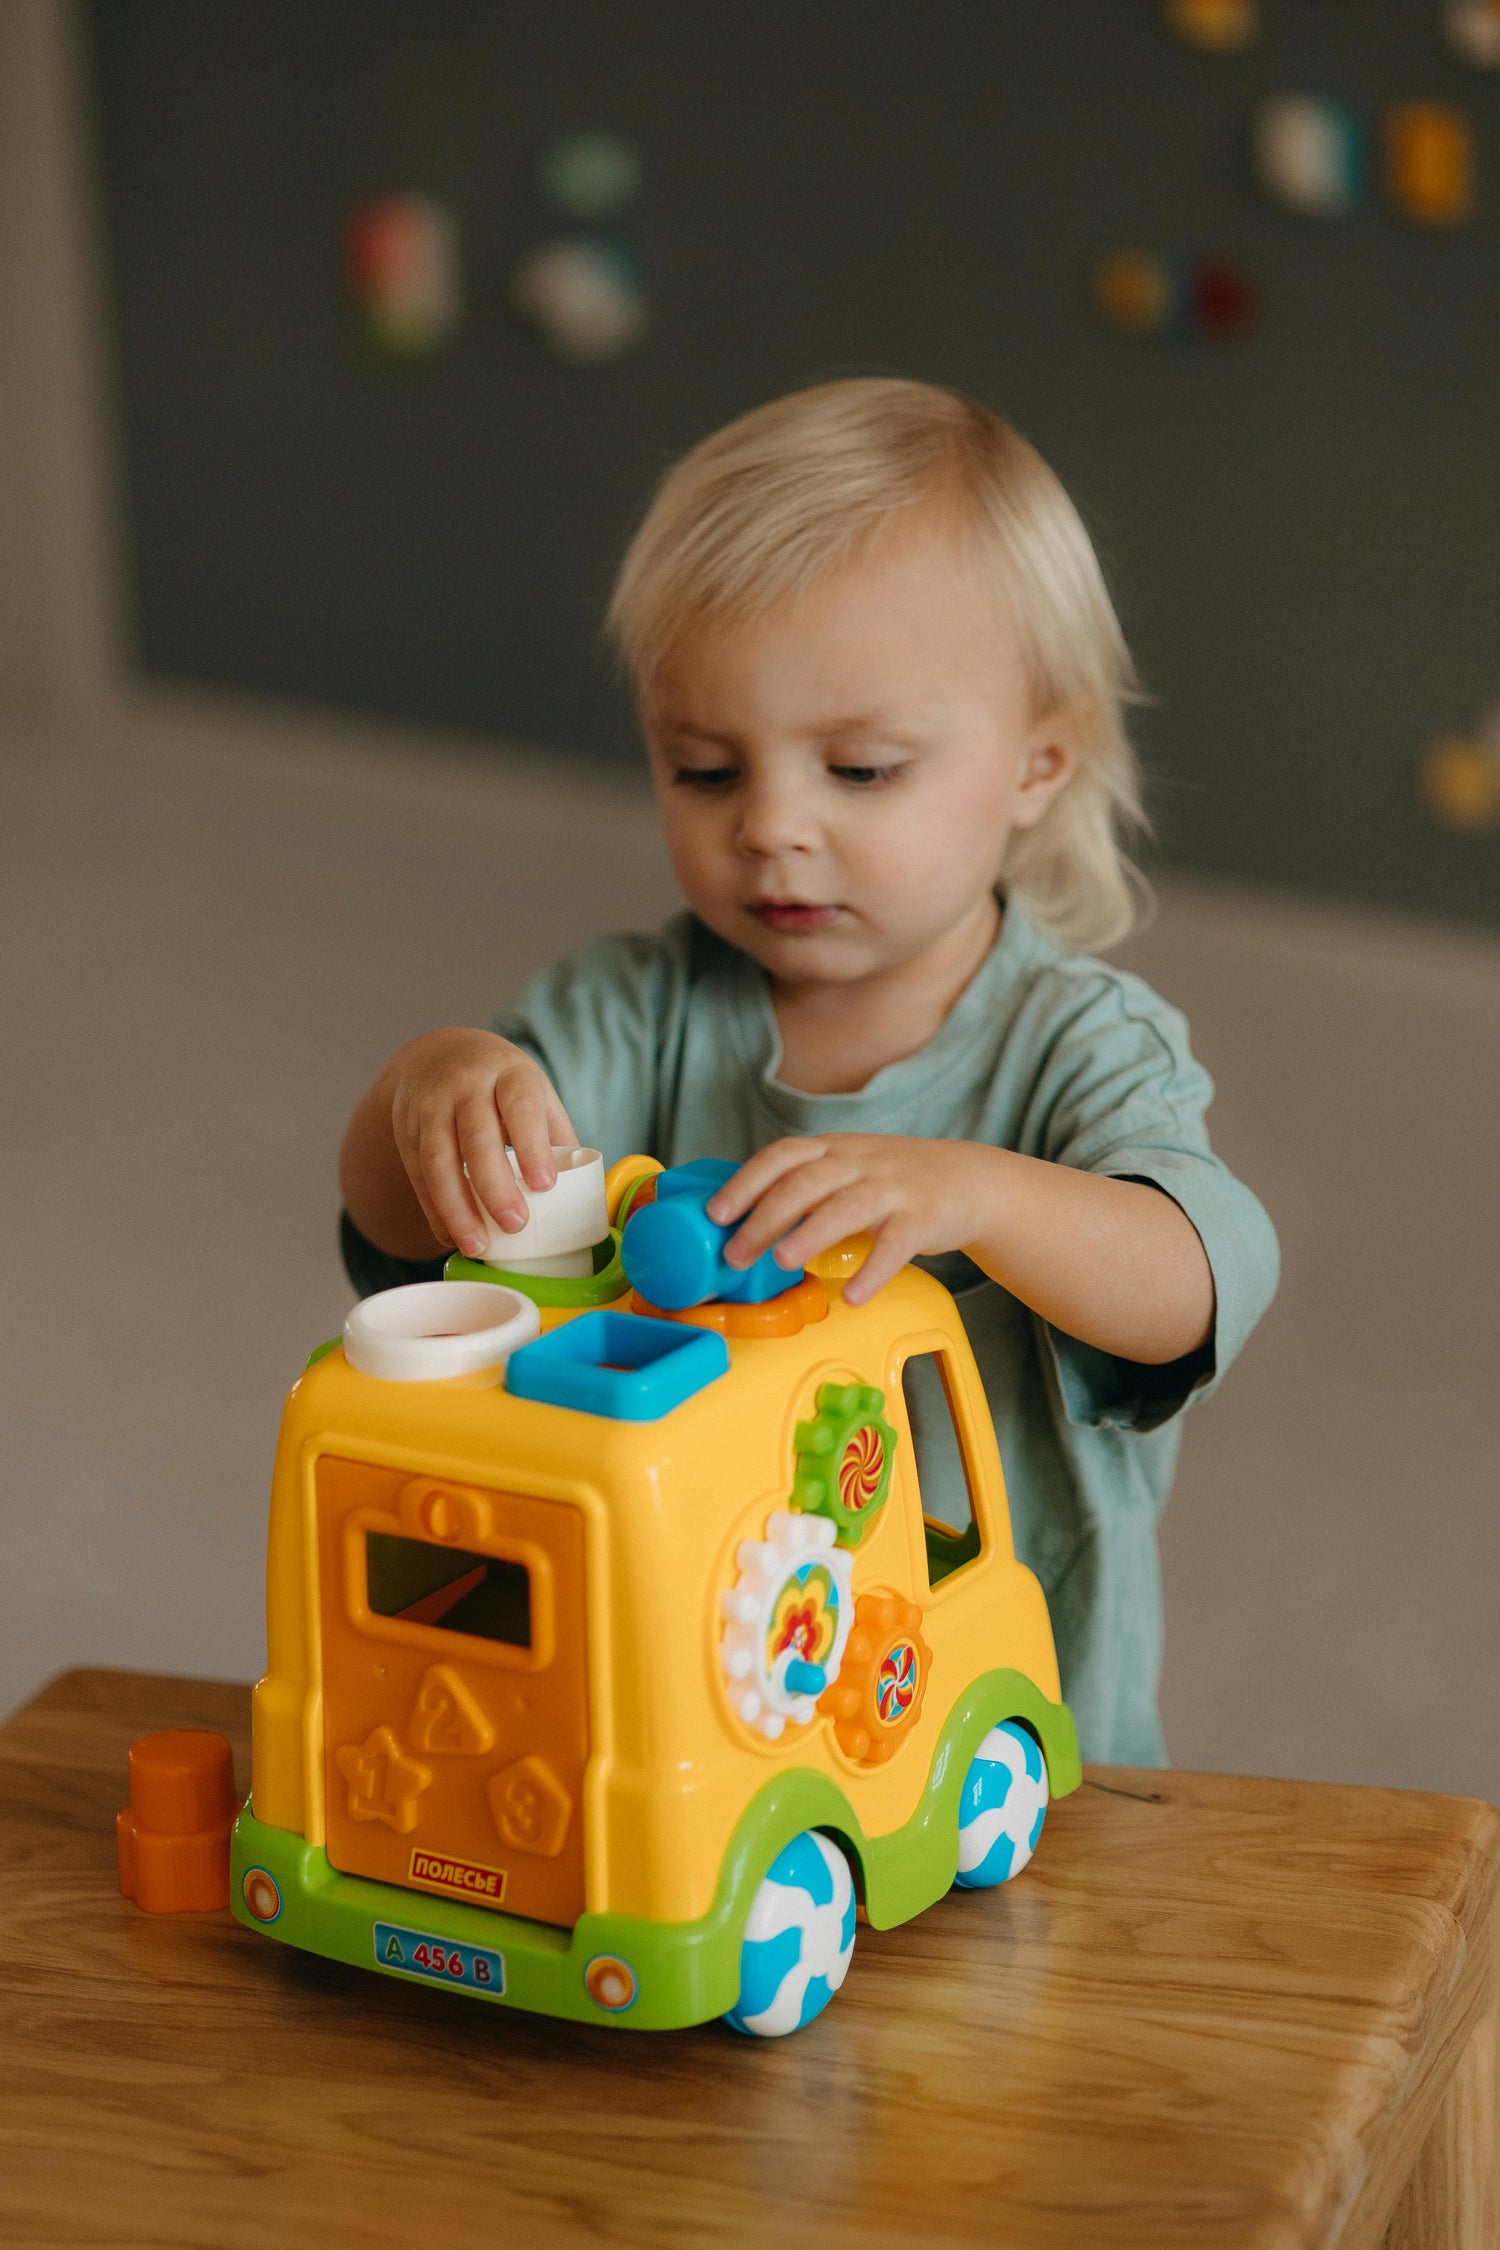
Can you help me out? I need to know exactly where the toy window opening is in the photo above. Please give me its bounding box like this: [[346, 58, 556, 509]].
[[901, 1351, 983, 1588], [364, 1530, 531, 1649]]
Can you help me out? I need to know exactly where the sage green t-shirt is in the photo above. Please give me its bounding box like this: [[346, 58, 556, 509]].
[[492, 903, 1279, 1767]]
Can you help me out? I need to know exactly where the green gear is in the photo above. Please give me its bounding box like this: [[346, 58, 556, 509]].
[[790, 1382, 898, 1548]]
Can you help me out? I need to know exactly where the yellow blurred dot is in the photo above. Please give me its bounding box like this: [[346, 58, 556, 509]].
[[1420, 735, 1500, 830], [1096, 250, 1172, 335], [1164, 0, 1257, 51], [1384, 104, 1475, 226]]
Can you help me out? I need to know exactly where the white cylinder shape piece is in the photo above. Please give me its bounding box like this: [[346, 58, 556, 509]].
[[476, 1144, 608, 1269], [343, 1281, 540, 1383], [491, 1246, 597, 1279]]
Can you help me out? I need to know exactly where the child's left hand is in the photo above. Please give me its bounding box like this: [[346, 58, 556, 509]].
[[706, 1135, 990, 1307]]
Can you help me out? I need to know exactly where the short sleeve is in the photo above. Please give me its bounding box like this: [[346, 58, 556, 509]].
[[1021, 968, 1280, 1434], [490, 920, 696, 1161]]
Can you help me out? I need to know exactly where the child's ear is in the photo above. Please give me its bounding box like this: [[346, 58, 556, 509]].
[[1010, 703, 1083, 830]]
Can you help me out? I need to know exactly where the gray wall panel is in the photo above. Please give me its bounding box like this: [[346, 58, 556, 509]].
[[87, 1, 1499, 921]]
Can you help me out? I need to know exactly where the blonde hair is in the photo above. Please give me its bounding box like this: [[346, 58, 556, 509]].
[[606, 378, 1149, 952]]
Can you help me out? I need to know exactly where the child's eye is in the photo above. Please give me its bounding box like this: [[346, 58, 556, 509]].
[[829, 761, 905, 788], [672, 765, 739, 790]]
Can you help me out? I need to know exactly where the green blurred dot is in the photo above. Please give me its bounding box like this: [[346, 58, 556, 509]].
[[540, 133, 642, 219]]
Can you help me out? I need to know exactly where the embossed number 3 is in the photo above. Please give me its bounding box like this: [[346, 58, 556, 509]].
[[509, 1780, 543, 1841]]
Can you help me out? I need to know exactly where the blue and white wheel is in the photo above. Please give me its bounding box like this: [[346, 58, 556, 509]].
[[954, 1720, 1049, 1889], [724, 1830, 856, 2037]]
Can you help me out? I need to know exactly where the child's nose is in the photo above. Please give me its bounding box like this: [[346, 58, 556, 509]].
[[735, 780, 816, 857]]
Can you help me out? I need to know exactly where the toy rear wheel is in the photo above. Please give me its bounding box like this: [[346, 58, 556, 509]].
[[953, 1721, 1049, 1889], [723, 1829, 856, 2037]]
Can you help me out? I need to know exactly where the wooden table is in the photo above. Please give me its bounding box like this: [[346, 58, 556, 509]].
[[0, 1670, 1494, 2249]]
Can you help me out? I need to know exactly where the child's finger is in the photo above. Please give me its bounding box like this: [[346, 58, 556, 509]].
[[406, 1171, 457, 1253], [723, 1153, 861, 1267], [707, 1137, 829, 1226], [415, 1121, 488, 1259], [457, 1096, 526, 1235], [545, 1089, 580, 1148], [769, 1181, 890, 1274], [500, 1082, 560, 1193], [838, 1222, 917, 1306]]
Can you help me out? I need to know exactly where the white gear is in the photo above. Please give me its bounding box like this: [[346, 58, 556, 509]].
[[719, 1510, 854, 1741]]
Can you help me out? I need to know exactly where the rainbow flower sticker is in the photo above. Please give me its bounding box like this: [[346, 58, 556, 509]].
[[767, 1561, 840, 1673]]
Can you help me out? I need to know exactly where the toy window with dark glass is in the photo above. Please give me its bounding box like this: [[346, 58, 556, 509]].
[[364, 1530, 531, 1648], [901, 1351, 983, 1587]]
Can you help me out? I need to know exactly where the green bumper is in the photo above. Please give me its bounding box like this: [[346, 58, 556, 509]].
[[230, 1669, 1078, 2031]]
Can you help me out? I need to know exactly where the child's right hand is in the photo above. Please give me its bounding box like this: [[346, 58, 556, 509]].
[[343, 1029, 578, 1263]]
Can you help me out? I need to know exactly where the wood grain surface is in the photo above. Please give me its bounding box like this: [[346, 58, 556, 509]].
[[0, 1669, 1494, 2250]]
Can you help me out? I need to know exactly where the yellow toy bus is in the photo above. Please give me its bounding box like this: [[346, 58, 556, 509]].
[[230, 1152, 1079, 2035]]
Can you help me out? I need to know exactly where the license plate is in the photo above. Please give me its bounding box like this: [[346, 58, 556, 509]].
[[374, 1921, 505, 1996]]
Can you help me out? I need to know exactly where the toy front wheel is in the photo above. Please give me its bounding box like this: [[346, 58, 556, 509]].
[[724, 1829, 856, 2037], [954, 1721, 1049, 1889]]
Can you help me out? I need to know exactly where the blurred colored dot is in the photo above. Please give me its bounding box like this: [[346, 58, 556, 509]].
[[1384, 104, 1474, 227], [1445, 0, 1500, 67], [512, 237, 649, 362], [1253, 95, 1364, 217], [1164, 0, 1257, 51], [344, 195, 461, 356], [1191, 259, 1259, 339], [1421, 736, 1500, 830], [540, 134, 642, 220], [1095, 249, 1178, 335]]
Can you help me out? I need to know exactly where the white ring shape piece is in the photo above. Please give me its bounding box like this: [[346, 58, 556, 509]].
[[343, 1281, 540, 1384], [476, 1145, 608, 1269]]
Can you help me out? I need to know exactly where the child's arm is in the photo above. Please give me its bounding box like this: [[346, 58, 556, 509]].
[[706, 1136, 1213, 1366], [340, 1029, 578, 1263]]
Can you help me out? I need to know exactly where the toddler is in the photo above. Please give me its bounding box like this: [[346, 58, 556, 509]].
[[339, 378, 1279, 1767]]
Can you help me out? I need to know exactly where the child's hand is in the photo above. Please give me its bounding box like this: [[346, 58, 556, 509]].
[[706, 1135, 989, 1306], [705, 1131, 1216, 1362], [366, 1029, 578, 1261]]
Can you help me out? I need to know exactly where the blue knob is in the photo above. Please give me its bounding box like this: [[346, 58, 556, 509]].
[[621, 1159, 803, 1311], [784, 1659, 827, 1697]]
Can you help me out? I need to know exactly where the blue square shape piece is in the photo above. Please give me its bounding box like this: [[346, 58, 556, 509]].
[[504, 1310, 730, 1422]]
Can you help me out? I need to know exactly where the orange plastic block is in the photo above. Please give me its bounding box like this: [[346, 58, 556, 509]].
[[1384, 104, 1474, 226], [117, 1730, 237, 1912]]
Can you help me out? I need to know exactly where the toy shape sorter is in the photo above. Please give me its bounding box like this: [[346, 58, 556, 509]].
[[231, 1149, 1079, 2036]]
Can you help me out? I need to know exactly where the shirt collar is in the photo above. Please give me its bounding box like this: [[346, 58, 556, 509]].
[[712, 897, 1049, 1132]]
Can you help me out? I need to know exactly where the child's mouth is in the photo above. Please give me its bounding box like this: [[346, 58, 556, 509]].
[[749, 900, 840, 933]]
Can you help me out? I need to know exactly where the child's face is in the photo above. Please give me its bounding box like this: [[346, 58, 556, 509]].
[[641, 516, 1076, 989]]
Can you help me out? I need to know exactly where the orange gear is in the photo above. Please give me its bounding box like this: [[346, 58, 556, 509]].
[[629, 1273, 827, 1338], [819, 1592, 931, 1766]]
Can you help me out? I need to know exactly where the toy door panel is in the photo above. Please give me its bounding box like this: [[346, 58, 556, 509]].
[[316, 1456, 588, 1928]]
